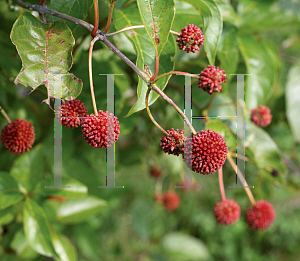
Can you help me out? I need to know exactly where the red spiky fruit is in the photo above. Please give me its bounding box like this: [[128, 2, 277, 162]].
[[160, 128, 185, 156], [245, 200, 276, 230], [251, 105, 272, 127], [60, 99, 88, 128], [81, 110, 120, 148], [176, 24, 205, 53], [150, 166, 162, 179], [214, 199, 241, 225], [1, 119, 35, 155], [163, 191, 180, 211], [183, 129, 228, 174], [197, 65, 227, 94]]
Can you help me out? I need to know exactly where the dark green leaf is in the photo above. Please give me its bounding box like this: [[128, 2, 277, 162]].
[[23, 198, 58, 258], [285, 59, 300, 142], [10, 12, 82, 101], [10, 144, 43, 193], [56, 196, 107, 223], [0, 171, 24, 210], [137, 0, 175, 55]]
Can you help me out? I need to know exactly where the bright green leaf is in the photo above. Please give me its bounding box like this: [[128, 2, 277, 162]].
[[0, 208, 15, 226], [10, 144, 43, 193], [239, 36, 279, 109], [137, 0, 175, 55], [285, 59, 300, 142], [56, 196, 107, 224], [51, 231, 77, 261], [23, 198, 58, 258], [214, 0, 239, 23], [0, 172, 24, 210], [10, 12, 82, 102]]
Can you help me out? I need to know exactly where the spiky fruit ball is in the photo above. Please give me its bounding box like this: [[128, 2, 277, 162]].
[[214, 199, 241, 225], [81, 110, 120, 148], [176, 24, 205, 53], [251, 105, 272, 127], [197, 65, 227, 95], [163, 191, 181, 211], [183, 129, 228, 174], [150, 166, 162, 179], [60, 99, 88, 128], [1, 119, 35, 155], [160, 129, 185, 156], [245, 200, 276, 230]]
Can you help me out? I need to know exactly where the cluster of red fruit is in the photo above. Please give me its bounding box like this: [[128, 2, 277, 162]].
[[0, 99, 120, 154]]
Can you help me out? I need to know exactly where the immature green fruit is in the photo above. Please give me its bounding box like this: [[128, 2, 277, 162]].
[[1, 119, 35, 155]]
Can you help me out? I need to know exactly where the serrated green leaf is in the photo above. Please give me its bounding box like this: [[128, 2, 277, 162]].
[[137, 0, 175, 55], [10, 144, 43, 193], [239, 35, 279, 109], [285, 59, 300, 143], [10, 12, 82, 101], [113, 3, 176, 117], [0, 172, 24, 210], [49, 0, 93, 31], [23, 198, 58, 258], [56, 196, 107, 224]]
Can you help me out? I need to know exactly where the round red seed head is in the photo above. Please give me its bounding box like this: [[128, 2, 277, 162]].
[[176, 24, 205, 53], [81, 110, 120, 148], [197, 65, 227, 95], [60, 99, 88, 128], [251, 105, 272, 127], [214, 199, 241, 225], [160, 128, 185, 156], [150, 166, 162, 179], [245, 200, 276, 230], [1, 119, 35, 155], [183, 129, 228, 174], [163, 191, 181, 211]]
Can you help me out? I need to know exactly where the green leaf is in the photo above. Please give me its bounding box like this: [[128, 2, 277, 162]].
[[162, 232, 211, 260], [206, 120, 236, 149], [56, 196, 107, 224], [239, 35, 279, 109], [10, 12, 82, 102], [51, 232, 77, 261], [49, 0, 93, 31], [214, 0, 239, 23], [285, 59, 300, 143], [0, 172, 24, 210], [113, 3, 176, 117], [245, 122, 285, 174], [0, 208, 15, 226], [10, 144, 43, 193], [180, 0, 222, 65], [137, 0, 175, 55], [23, 198, 58, 258], [34, 176, 88, 198], [217, 27, 238, 81]]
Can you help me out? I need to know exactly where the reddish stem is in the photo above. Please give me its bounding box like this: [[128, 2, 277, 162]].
[[91, 0, 99, 37], [103, 1, 114, 33], [150, 55, 159, 81], [218, 167, 226, 201]]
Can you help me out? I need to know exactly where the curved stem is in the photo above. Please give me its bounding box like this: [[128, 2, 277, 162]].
[[170, 30, 180, 36], [150, 55, 159, 81], [103, 0, 114, 33], [227, 154, 256, 206], [218, 167, 226, 201], [106, 25, 145, 37], [151, 84, 196, 135], [0, 106, 12, 123], [153, 71, 198, 84], [89, 36, 101, 115], [91, 0, 99, 37], [145, 88, 167, 135]]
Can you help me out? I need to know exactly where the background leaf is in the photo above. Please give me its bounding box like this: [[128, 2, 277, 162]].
[[51, 231, 77, 261]]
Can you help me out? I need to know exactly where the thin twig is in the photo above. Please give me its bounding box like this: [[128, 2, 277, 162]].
[[170, 30, 180, 36], [103, 0, 114, 33], [0, 106, 12, 123], [91, 0, 99, 37], [218, 167, 226, 201], [106, 25, 145, 37], [153, 71, 198, 84]]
